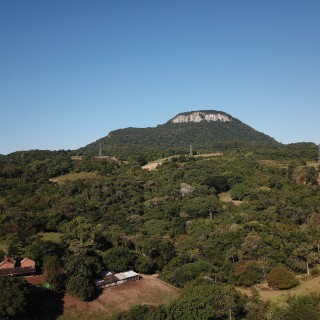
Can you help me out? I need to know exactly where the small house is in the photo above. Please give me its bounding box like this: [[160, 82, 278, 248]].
[[95, 270, 140, 289], [114, 271, 140, 284], [21, 258, 36, 269], [0, 257, 16, 275]]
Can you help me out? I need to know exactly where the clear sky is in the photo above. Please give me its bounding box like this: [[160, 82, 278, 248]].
[[1, 0, 319, 154]]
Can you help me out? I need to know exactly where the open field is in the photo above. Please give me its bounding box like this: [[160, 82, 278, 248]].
[[307, 161, 320, 168], [49, 172, 102, 184], [219, 191, 243, 206], [0, 241, 7, 252], [58, 274, 180, 320], [38, 232, 63, 243], [237, 275, 320, 303]]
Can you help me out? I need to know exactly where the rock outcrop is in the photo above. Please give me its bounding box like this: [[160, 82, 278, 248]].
[[171, 111, 231, 123]]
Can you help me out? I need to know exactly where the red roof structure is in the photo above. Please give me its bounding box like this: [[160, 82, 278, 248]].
[[21, 258, 36, 268], [0, 257, 36, 276], [25, 275, 45, 285], [0, 257, 16, 270]]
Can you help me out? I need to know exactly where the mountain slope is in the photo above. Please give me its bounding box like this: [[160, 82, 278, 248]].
[[79, 110, 279, 159]]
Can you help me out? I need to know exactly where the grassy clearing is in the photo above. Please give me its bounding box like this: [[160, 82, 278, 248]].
[[49, 172, 101, 184], [0, 241, 7, 253], [0, 197, 6, 206], [237, 275, 320, 303], [219, 192, 243, 206], [307, 161, 320, 168], [38, 232, 63, 244], [219, 192, 232, 202]]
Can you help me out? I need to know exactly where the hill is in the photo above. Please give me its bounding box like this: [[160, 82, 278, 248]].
[[79, 110, 279, 160]]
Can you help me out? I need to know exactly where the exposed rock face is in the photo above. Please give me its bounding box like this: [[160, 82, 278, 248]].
[[171, 111, 231, 123]]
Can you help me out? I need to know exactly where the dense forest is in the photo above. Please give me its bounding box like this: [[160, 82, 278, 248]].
[[0, 142, 320, 319]]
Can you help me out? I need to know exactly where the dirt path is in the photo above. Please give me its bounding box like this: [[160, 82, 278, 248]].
[[142, 162, 161, 171], [142, 153, 223, 171], [194, 152, 223, 158]]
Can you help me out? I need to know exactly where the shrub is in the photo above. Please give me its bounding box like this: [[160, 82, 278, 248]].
[[266, 266, 299, 290], [66, 275, 96, 301], [135, 256, 156, 274], [163, 260, 212, 287], [234, 261, 263, 287], [311, 267, 320, 277]]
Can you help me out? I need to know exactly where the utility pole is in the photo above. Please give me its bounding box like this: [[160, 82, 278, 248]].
[[189, 145, 193, 157], [99, 142, 102, 157]]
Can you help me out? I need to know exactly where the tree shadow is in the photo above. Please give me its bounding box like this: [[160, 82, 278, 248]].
[[25, 288, 64, 320]]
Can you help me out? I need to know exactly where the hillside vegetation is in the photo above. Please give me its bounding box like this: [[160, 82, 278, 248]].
[[80, 111, 279, 161], [0, 143, 320, 319]]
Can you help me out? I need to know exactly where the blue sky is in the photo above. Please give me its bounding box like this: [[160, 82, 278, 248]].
[[1, 0, 319, 154]]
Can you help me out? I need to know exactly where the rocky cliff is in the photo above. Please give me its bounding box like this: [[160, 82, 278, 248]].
[[171, 111, 231, 123]]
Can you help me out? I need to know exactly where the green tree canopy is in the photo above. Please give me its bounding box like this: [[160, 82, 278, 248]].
[[66, 274, 96, 301], [0, 277, 30, 319]]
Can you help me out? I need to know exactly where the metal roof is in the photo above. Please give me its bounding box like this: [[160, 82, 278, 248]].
[[114, 270, 139, 280]]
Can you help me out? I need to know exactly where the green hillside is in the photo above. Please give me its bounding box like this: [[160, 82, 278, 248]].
[[80, 110, 279, 160], [0, 144, 319, 319]]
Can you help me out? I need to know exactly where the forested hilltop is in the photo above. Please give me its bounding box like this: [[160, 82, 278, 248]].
[[80, 110, 279, 161], [0, 142, 320, 319]]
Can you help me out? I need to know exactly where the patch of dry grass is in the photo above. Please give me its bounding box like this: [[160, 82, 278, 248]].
[[307, 161, 320, 168], [49, 172, 101, 184], [237, 275, 320, 303], [0, 241, 7, 252], [219, 192, 232, 202], [219, 192, 243, 206], [38, 232, 63, 244]]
